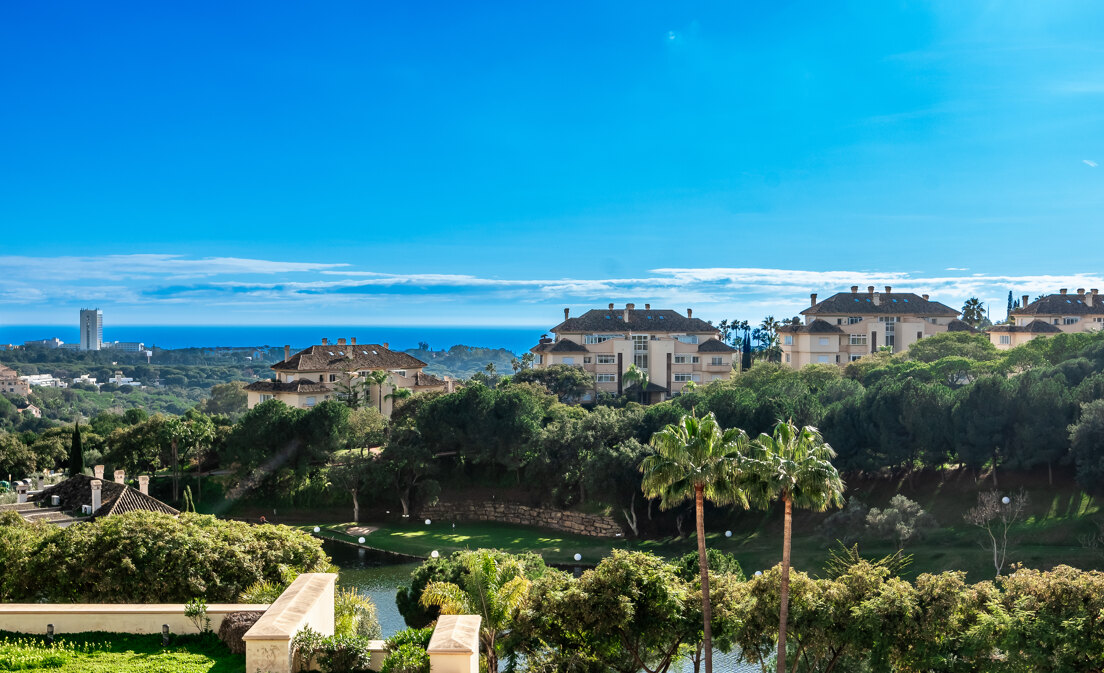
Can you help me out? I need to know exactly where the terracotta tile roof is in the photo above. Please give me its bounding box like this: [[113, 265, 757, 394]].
[[802, 292, 958, 317], [31, 475, 178, 519], [243, 379, 331, 393], [552, 308, 718, 334], [1011, 292, 1104, 317], [623, 381, 669, 393], [697, 338, 738, 353], [411, 371, 447, 387], [548, 338, 588, 352], [988, 320, 1063, 334], [274, 343, 426, 373], [778, 319, 846, 334]]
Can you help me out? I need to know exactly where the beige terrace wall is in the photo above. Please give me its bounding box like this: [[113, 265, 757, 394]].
[[420, 501, 623, 537], [0, 603, 269, 635], [242, 572, 337, 673]]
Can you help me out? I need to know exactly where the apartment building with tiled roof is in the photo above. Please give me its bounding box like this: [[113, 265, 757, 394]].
[[989, 288, 1104, 350], [530, 303, 736, 403], [780, 285, 960, 367], [0, 364, 31, 396], [244, 338, 454, 416]]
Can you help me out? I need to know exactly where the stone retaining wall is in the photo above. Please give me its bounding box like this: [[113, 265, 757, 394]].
[[420, 501, 623, 537]]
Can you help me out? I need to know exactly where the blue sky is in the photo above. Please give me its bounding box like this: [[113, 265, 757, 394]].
[[3, 1, 1104, 327]]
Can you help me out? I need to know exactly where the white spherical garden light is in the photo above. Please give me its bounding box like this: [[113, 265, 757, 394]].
[[574, 553, 582, 562], [431, 550, 439, 558], [425, 519, 432, 525], [1002, 496, 1011, 505], [724, 530, 732, 538], [754, 570, 763, 577], [313, 526, 321, 533], [358, 536, 366, 544]]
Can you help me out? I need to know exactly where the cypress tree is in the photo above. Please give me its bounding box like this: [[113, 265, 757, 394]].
[[68, 421, 84, 476], [741, 333, 753, 371]]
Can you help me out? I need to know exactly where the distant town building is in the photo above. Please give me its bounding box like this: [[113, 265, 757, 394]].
[[79, 308, 103, 351], [779, 286, 962, 367], [16, 402, 41, 418], [19, 373, 67, 388], [529, 303, 736, 403], [23, 338, 64, 349], [988, 288, 1104, 350], [0, 365, 31, 396], [72, 374, 98, 387], [102, 341, 145, 353], [108, 372, 141, 387], [243, 338, 453, 417]]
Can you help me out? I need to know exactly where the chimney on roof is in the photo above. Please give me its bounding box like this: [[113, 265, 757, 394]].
[[851, 285, 859, 293], [564, 308, 570, 321], [93, 465, 104, 480], [1060, 288, 1068, 295], [885, 286, 892, 294], [1091, 289, 1100, 308], [113, 469, 124, 485], [284, 345, 290, 362], [138, 476, 149, 495], [337, 338, 347, 346], [873, 292, 881, 306], [608, 302, 614, 310], [351, 337, 356, 345], [687, 308, 693, 318], [91, 480, 102, 513], [1078, 288, 1086, 296], [1022, 295, 1030, 309], [867, 286, 875, 294], [922, 294, 929, 301], [383, 342, 389, 350], [810, 293, 818, 306], [322, 338, 329, 345], [645, 303, 651, 310], [624, 304, 634, 321]]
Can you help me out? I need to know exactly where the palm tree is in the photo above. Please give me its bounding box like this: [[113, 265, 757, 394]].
[[420, 550, 531, 672], [742, 420, 845, 673], [335, 375, 369, 409], [961, 297, 986, 326], [640, 412, 750, 673], [622, 364, 649, 403], [364, 370, 390, 413], [384, 387, 412, 407]]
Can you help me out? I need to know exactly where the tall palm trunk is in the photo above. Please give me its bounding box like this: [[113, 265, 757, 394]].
[[777, 494, 792, 673], [695, 484, 713, 673]]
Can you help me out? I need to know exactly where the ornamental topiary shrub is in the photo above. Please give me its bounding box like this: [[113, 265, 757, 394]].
[[217, 611, 263, 655]]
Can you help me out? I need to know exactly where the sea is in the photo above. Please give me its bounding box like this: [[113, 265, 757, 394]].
[[0, 325, 545, 356]]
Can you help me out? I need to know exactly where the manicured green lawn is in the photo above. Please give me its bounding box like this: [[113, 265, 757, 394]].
[[0, 632, 242, 672]]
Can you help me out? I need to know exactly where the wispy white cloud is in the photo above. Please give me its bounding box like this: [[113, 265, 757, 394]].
[[2, 255, 1102, 325], [1085, 159, 1098, 167]]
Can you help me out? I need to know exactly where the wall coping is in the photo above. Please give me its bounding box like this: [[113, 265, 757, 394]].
[[0, 604, 268, 615], [427, 614, 481, 654], [243, 573, 335, 641]]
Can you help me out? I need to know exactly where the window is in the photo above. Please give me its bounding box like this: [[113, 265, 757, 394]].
[[785, 353, 791, 363], [596, 355, 616, 365], [818, 337, 830, 346], [634, 354, 648, 370], [917, 332, 923, 341], [583, 356, 592, 364], [633, 335, 649, 351], [1064, 317, 1080, 325], [711, 357, 724, 366], [329, 374, 338, 382], [848, 316, 863, 324], [305, 396, 316, 407], [673, 373, 701, 382], [837, 318, 843, 325], [784, 335, 794, 345], [850, 354, 863, 361], [392, 370, 407, 377], [596, 374, 616, 383], [561, 357, 575, 365], [849, 334, 867, 346], [535, 354, 543, 365], [1054, 319, 1060, 324], [676, 335, 699, 344], [673, 354, 700, 364], [817, 355, 830, 364], [999, 335, 1011, 345], [585, 334, 622, 344], [260, 394, 273, 402]]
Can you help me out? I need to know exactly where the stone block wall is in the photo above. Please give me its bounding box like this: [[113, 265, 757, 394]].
[[419, 501, 623, 537]]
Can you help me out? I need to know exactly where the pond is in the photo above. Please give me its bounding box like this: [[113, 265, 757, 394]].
[[325, 540, 760, 672]]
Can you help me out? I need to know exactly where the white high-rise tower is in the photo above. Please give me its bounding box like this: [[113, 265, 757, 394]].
[[79, 308, 103, 351]]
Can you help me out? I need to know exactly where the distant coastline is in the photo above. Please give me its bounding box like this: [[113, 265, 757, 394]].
[[0, 325, 541, 355]]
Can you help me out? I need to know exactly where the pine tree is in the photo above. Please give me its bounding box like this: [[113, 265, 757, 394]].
[[68, 421, 84, 476], [182, 485, 196, 513]]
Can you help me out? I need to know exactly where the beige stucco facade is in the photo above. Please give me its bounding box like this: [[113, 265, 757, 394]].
[[780, 286, 961, 368], [0, 365, 31, 396], [532, 304, 735, 402], [989, 289, 1104, 350]]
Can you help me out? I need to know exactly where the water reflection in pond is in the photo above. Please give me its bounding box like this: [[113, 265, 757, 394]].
[[324, 540, 757, 672]]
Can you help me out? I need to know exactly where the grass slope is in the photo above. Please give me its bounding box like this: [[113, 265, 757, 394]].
[[305, 468, 1103, 580], [0, 632, 242, 673]]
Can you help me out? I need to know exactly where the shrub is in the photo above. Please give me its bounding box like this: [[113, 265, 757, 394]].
[[384, 626, 433, 651], [865, 494, 937, 549], [317, 633, 375, 673], [7, 511, 328, 602], [335, 587, 382, 639], [380, 642, 429, 673], [217, 611, 263, 655]]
